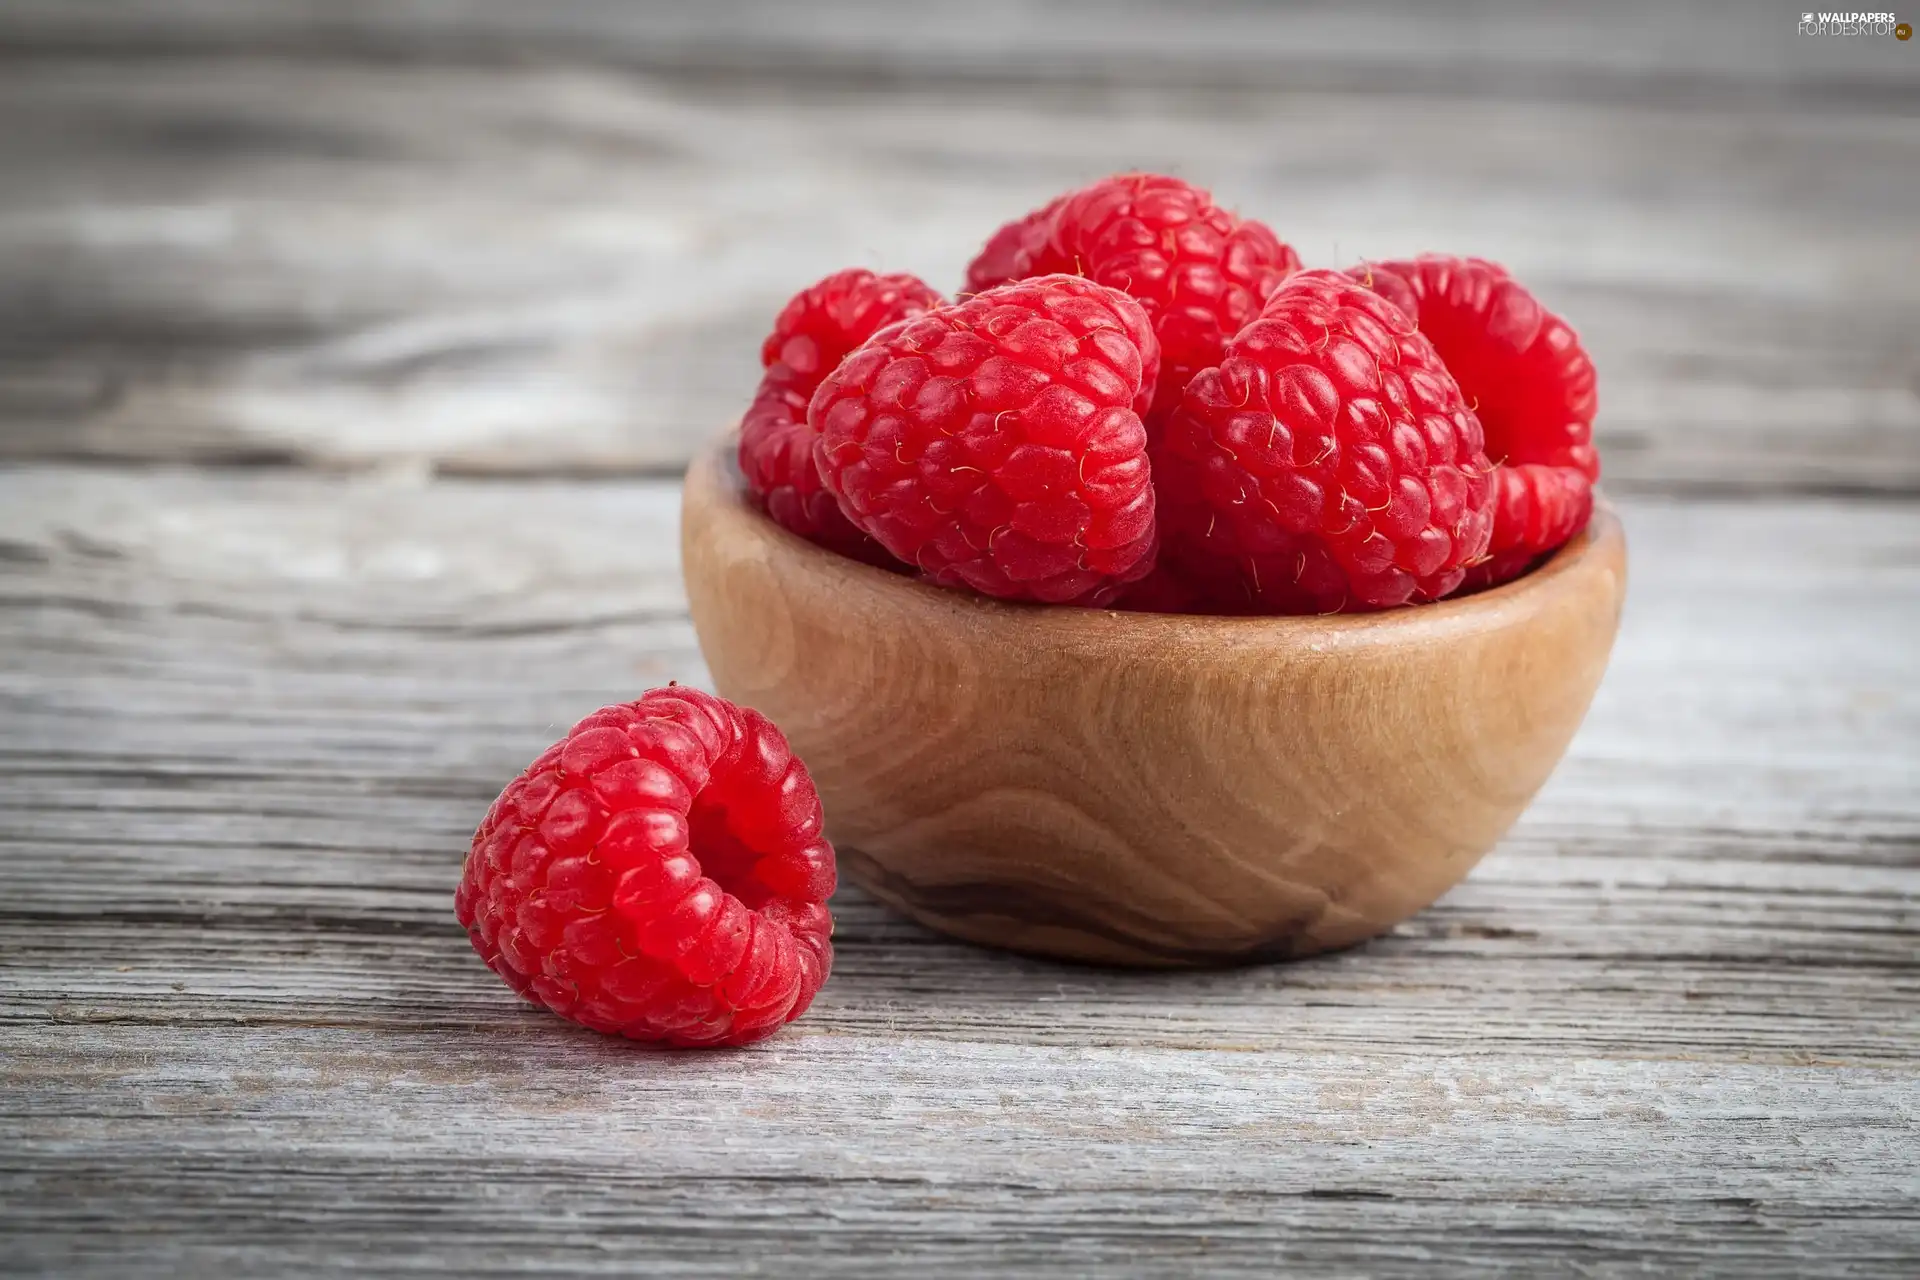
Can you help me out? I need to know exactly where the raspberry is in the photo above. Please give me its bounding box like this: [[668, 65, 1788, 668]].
[[963, 195, 1065, 298], [739, 269, 943, 563], [1456, 462, 1595, 594], [1113, 563, 1207, 615], [758, 268, 946, 378], [1154, 269, 1496, 613], [1350, 256, 1599, 590], [1349, 256, 1598, 480], [740, 377, 895, 565], [454, 687, 835, 1048], [811, 274, 1160, 605], [964, 174, 1300, 426]]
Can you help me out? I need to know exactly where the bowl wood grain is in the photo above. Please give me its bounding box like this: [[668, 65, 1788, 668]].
[[682, 439, 1626, 967]]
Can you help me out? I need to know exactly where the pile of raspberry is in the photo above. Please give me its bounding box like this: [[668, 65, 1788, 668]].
[[740, 173, 1600, 612]]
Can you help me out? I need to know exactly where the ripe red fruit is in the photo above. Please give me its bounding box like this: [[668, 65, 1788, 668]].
[[1154, 269, 1496, 613], [1350, 256, 1599, 590], [1457, 462, 1595, 594], [740, 269, 943, 563], [811, 274, 1161, 606], [963, 194, 1065, 298], [1349, 255, 1598, 480], [965, 174, 1300, 427], [1112, 563, 1208, 615], [454, 687, 835, 1048]]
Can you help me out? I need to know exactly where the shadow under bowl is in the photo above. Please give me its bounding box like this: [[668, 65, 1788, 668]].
[[681, 440, 1626, 968]]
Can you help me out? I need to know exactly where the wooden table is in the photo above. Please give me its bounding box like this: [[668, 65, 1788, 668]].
[[2, 4, 1915, 1274]]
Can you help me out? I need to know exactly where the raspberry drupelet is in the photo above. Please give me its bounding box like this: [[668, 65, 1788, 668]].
[[965, 174, 1300, 428], [963, 194, 1066, 298], [810, 274, 1161, 606], [1349, 255, 1599, 587], [1457, 462, 1595, 594], [1154, 269, 1496, 613], [454, 687, 835, 1048], [739, 269, 944, 564]]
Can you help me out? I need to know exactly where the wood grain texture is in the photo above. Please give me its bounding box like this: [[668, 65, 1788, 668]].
[[0, 3, 1915, 490], [3, 0, 1914, 102], [7, 1028, 1916, 1279], [2, 466, 1916, 1274], [684, 444, 1627, 965]]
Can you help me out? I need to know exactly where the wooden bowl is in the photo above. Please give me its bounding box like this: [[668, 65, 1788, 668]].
[[682, 440, 1627, 968]]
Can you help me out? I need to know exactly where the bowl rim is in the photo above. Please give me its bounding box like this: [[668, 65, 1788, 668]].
[[686, 434, 1625, 657]]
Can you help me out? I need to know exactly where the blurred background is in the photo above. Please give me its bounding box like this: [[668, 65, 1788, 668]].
[[2, 0, 1914, 490]]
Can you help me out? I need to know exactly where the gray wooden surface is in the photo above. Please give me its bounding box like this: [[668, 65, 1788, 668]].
[[1, 3, 1916, 1276]]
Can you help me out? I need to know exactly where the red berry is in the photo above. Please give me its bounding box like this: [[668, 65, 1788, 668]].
[[740, 376, 897, 567], [740, 269, 943, 563], [1154, 269, 1496, 613], [1456, 462, 1595, 594], [1489, 461, 1595, 559], [454, 687, 835, 1048], [1349, 256, 1599, 590], [965, 174, 1300, 427], [1112, 562, 1208, 615], [1349, 256, 1597, 479], [811, 274, 1160, 606], [963, 194, 1065, 298]]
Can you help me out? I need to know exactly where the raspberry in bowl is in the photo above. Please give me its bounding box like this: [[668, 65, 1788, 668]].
[[684, 188, 1624, 966], [683, 440, 1623, 967]]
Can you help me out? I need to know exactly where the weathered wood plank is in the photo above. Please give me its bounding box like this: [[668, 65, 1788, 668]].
[[2, 0, 1914, 104], [5, 1028, 1917, 1278], [0, 14, 1914, 489], [0, 468, 1915, 1050], [0, 466, 1915, 1272]]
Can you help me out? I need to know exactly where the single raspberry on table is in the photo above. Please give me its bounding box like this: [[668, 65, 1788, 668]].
[[964, 174, 1300, 427], [1349, 255, 1599, 589], [739, 269, 943, 564], [811, 273, 1161, 606], [1154, 269, 1496, 613], [454, 687, 835, 1048]]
